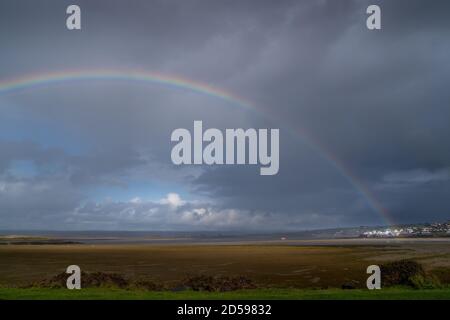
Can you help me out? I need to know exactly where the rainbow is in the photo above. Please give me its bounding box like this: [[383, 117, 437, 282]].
[[0, 69, 392, 225], [0, 69, 253, 111]]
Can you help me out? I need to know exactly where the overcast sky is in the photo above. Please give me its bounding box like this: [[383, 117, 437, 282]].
[[0, 0, 449, 231]]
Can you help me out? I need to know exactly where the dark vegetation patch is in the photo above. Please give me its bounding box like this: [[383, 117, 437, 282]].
[[178, 275, 257, 292], [28, 272, 257, 292], [381, 260, 441, 289], [431, 267, 450, 284], [28, 261, 446, 292], [341, 280, 361, 290], [338, 260, 445, 290], [32, 271, 130, 289]]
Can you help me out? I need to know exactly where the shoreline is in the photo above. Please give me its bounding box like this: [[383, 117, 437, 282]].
[[1, 236, 450, 246]]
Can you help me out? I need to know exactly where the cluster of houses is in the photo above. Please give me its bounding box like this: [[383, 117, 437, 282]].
[[360, 221, 450, 238]]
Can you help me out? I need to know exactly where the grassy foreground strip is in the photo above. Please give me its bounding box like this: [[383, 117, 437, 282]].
[[0, 287, 449, 300]]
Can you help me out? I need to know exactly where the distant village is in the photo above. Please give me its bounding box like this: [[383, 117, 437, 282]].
[[359, 221, 450, 238]]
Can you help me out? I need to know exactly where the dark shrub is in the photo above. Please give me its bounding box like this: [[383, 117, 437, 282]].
[[34, 271, 129, 289], [180, 275, 257, 292], [409, 274, 442, 289], [381, 260, 425, 287], [132, 279, 165, 291], [30, 272, 256, 292], [341, 280, 360, 289], [82, 272, 129, 288]]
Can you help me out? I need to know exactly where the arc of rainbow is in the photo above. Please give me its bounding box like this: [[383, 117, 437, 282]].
[[0, 69, 392, 225]]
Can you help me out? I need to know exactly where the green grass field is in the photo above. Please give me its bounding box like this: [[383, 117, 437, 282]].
[[1, 287, 449, 300]]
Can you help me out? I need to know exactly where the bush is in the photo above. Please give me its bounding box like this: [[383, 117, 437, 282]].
[[132, 279, 165, 291], [32, 271, 130, 289], [409, 274, 442, 289], [179, 275, 257, 292], [29, 272, 256, 292], [381, 260, 425, 287], [380, 260, 441, 288], [341, 280, 361, 290]]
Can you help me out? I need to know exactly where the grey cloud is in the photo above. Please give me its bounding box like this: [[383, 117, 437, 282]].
[[0, 0, 449, 230]]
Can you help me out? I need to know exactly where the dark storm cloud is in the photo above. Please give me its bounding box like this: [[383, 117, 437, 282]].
[[189, 0, 450, 226], [0, 0, 449, 230]]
